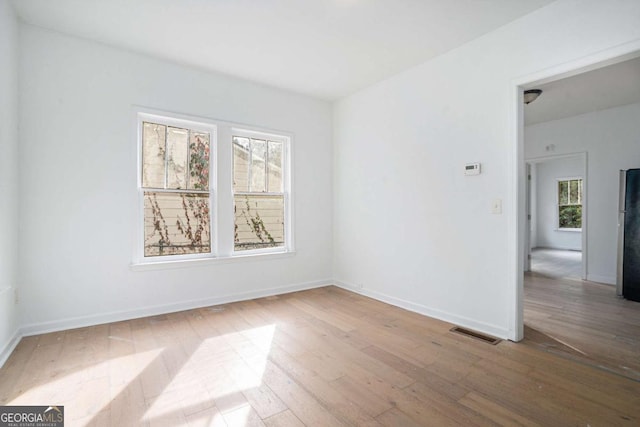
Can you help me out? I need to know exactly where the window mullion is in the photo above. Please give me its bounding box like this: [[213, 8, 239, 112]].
[[217, 125, 234, 257], [163, 126, 169, 189], [265, 141, 270, 193], [235, 191, 283, 197], [248, 139, 253, 192], [578, 179, 582, 204], [186, 129, 192, 190], [144, 188, 209, 195]]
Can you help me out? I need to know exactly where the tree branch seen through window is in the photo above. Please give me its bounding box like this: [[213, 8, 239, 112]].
[[141, 121, 211, 257], [558, 178, 582, 229]]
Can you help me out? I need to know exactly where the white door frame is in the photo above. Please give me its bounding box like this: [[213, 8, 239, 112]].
[[525, 153, 588, 280], [524, 163, 532, 273], [508, 41, 640, 342]]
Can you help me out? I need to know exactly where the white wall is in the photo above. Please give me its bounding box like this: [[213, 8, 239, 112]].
[[526, 102, 640, 284], [333, 0, 640, 338], [533, 156, 583, 251], [18, 25, 333, 332], [0, 0, 19, 364]]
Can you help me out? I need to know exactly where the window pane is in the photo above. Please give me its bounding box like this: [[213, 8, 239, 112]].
[[267, 141, 283, 193], [233, 137, 250, 192], [251, 139, 266, 192], [166, 127, 189, 189], [144, 191, 211, 256], [189, 131, 210, 190], [578, 179, 582, 203], [234, 194, 284, 251], [559, 205, 582, 229], [142, 122, 166, 188], [569, 179, 581, 204], [558, 180, 568, 205]]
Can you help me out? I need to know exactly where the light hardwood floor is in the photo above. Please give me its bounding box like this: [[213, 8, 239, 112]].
[[524, 272, 640, 382], [530, 248, 582, 279], [1, 286, 639, 426]]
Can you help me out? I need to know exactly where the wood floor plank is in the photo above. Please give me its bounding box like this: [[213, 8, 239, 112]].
[[458, 391, 541, 427], [184, 406, 227, 427], [524, 272, 640, 381], [0, 335, 39, 404], [375, 407, 428, 427], [263, 409, 305, 427], [242, 384, 287, 420], [260, 358, 349, 427], [360, 345, 470, 401], [266, 343, 382, 426], [1, 285, 638, 426], [329, 374, 395, 417], [404, 381, 498, 427]]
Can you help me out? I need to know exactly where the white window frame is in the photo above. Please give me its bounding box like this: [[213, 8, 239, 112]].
[[135, 112, 218, 264], [556, 176, 582, 231], [231, 128, 292, 256], [132, 108, 294, 269]]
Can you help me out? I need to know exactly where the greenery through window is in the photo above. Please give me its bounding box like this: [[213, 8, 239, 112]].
[[558, 178, 582, 229], [233, 136, 285, 252], [141, 121, 211, 257]]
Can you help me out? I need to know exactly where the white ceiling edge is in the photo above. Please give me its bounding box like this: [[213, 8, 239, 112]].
[[10, 0, 556, 101]]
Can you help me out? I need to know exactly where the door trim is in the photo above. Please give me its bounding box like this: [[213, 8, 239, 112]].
[[508, 41, 640, 342]]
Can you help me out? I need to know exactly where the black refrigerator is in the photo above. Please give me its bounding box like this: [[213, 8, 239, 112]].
[[617, 169, 640, 302]]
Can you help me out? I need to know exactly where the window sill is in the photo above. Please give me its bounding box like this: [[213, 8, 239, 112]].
[[555, 228, 582, 232], [130, 250, 296, 271]]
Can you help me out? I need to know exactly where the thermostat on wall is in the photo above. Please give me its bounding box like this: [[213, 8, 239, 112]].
[[465, 162, 481, 176]]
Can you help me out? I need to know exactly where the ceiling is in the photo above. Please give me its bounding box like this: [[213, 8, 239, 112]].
[[524, 56, 640, 125], [11, 0, 554, 100]]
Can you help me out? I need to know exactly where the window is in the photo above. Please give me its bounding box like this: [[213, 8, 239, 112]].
[[233, 133, 287, 252], [558, 178, 582, 229], [136, 111, 291, 265], [140, 118, 214, 258]]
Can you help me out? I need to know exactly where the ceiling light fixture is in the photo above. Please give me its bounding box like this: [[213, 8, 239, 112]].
[[524, 89, 542, 104]]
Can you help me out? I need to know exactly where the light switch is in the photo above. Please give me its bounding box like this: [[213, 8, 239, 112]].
[[492, 199, 502, 214]]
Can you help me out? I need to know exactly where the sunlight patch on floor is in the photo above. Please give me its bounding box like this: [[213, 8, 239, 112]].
[[142, 324, 275, 425], [9, 349, 163, 417]]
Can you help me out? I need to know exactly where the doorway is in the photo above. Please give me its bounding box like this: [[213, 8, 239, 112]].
[[512, 47, 640, 341], [513, 50, 640, 380], [525, 154, 587, 281]]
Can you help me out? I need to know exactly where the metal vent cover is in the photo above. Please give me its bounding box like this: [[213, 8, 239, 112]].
[[450, 326, 501, 345]]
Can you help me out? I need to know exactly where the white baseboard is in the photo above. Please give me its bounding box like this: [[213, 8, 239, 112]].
[[334, 280, 509, 340], [0, 329, 21, 368], [586, 274, 616, 285], [19, 279, 332, 338], [3, 276, 514, 368]]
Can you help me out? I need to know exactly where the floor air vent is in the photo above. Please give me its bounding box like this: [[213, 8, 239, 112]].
[[450, 326, 501, 345]]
